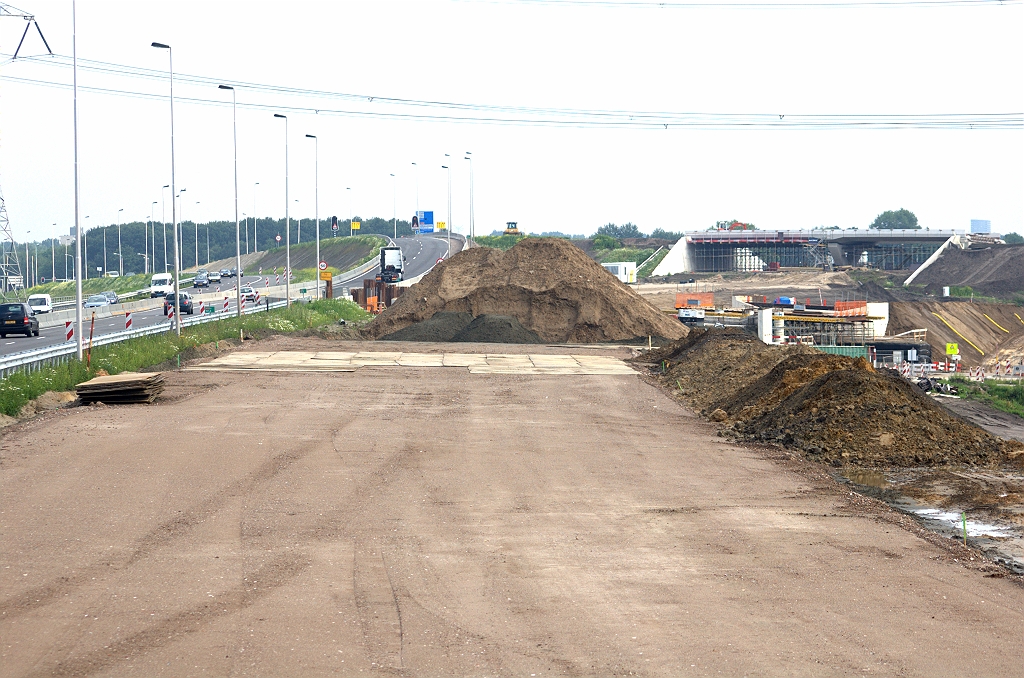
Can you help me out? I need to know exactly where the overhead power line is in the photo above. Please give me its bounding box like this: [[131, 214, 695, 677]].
[[1, 54, 1020, 130]]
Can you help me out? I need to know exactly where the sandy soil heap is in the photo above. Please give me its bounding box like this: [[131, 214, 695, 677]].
[[366, 238, 688, 343], [888, 300, 1024, 368], [912, 243, 1024, 299], [643, 329, 1023, 467]]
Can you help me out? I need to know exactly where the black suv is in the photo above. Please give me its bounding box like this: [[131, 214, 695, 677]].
[[0, 302, 41, 338], [163, 292, 195, 316]]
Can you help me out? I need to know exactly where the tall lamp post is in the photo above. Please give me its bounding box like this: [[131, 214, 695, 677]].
[[441, 163, 452, 256], [194, 200, 200, 268], [116, 207, 123, 275], [390, 173, 396, 240], [73, 0, 83, 358], [294, 200, 300, 244], [218, 85, 242, 317], [305, 134, 319, 299], [412, 162, 419, 217], [149, 201, 157, 274], [161, 184, 169, 272], [83, 216, 89, 279], [252, 182, 259, 254], [273, 113, 291, 306], [346, 187, 351, 236], [464, 152, 474, 245], [177, 188, 187, 270], [152, 41, 180, 335]]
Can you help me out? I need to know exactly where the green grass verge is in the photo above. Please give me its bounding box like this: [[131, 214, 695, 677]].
[[593, 247, 656, 266], [473, 234, 530, 250], [23, 273, 154, 300], [949, 376, 1024, 419], [0, 299, 368, 417]]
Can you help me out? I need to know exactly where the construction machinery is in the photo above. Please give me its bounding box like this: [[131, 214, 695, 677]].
[[504, 222, 520, 235]]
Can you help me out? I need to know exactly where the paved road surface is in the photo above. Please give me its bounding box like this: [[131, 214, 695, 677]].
[[0, 276, 264, 358], [2, 335, 1021, 676], [335, 234, 454, 286]]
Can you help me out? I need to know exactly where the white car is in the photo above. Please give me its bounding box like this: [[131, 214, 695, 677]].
[[240, 286, 257, 302], [27, 293, 53, 314], [208, 270, 222, 283]]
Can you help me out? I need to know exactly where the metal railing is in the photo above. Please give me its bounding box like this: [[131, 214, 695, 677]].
[[0, 299, 287, 379]]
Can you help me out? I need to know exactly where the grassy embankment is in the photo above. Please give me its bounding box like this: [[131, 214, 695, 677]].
[[949, 376, 1024, 419], [0, 299, 367, 417], [22, 273, 154, 300]]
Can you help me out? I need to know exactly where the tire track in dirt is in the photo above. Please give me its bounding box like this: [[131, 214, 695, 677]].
[[21, 553, 310, 678], [0, 439, 317, 620]]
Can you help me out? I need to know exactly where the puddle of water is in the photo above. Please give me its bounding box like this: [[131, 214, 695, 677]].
[[843, 469, 889, 489], [910, 508, 1013, 539]]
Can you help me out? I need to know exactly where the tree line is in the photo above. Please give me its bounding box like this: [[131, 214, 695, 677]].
[[14, 216, 416, 284]]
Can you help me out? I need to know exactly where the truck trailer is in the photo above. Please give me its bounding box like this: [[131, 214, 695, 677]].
[[378, 246, 405, 283]]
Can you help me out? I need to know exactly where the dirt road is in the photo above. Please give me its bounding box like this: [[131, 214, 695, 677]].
[[2, 337, 1023, 676]]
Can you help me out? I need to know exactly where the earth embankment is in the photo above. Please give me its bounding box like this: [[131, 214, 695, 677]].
[[911, 243, 1024, 300], [365, 238, 687, 343], [889, 300, 1024, 367]]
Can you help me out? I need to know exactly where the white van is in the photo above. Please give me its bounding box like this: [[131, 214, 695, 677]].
[[27, 293, 53, 314], [150, 273, 174, 298]]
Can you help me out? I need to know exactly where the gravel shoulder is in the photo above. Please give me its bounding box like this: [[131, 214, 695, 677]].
[[1, 336, 1022, 676]]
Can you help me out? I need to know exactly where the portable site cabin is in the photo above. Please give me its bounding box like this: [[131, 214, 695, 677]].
[[602, 261, 637, 284]]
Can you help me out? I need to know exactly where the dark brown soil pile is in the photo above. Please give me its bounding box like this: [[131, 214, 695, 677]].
[[365, 238, 687, 343], [451, 315, 543, 344], [380, 312, 474, 342], [737, 369, 1019, 467], [637, 329, 1024, 468], [912, 243, 1024, 299]]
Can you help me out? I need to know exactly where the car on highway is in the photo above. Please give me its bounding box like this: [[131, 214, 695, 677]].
[[102, 290, 119, 305], [220, 268, 231, 278], [84, 294, 110, 309], [230, 267, 244, 277], [193, 272, 209, 288], [0, 302, 40, 338], [164, 292, 194, 315], [150, 273, 174, 298], [240, 286, 257, 302], [27, 293, 53, 314], [208, 270, 222, 283]]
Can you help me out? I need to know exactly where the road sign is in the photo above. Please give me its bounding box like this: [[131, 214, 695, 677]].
[[318, 261, 327, 271], [437, 221, 446, 231], [946, 342, 959, 355], [275, 234, 282, 243], [319, 270, 332, 281], [436, 257, 444, 264], [351, 221, 361, 231], [807, 238, 820, 245]]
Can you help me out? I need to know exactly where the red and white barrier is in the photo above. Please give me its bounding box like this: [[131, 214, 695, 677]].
[[167, 306, 175, 322], [969, 366, 986, 381], [240, 297, 246, 311], [65, 321, 73, 342], [275, 274, 280, 285], [125, 311, 133, 330], [254, 290, 261, 304], [198, 300, 205, 315], [223, 296, 229, 312], [264, 277, 269, 288]]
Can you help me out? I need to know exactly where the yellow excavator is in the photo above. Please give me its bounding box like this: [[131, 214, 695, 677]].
[[504, 221, 520, 235]]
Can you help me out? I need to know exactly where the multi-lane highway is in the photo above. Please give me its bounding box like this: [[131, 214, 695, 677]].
[[0, 235, 459, 358]]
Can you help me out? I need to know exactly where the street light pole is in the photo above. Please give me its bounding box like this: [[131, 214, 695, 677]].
[[194, 201, 200, 268], [218, 85, 242, 318], [346, 187, 351, 236], [149, 201, 157, 274], [51, 224, 56, 282], [253, 182, 259, 254], [102, 225, 107, 277], [295, 200, 300, 245], [274, 113, 290, 306], [152, 41, 180, 335], [161, 184, 169, 272], [117, 207, 123, 276], [72, 0, 84, 358], [465, 152, 474, 245], [305, 134, 319, 299], [390, 173, 396, 240], [441, 163, 451, 256]]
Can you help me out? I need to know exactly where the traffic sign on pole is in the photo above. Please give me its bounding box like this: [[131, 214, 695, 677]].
[[318, 261, 327, 271]]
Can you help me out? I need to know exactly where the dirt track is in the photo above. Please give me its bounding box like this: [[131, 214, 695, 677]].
[[2, 336, 1023, 676]]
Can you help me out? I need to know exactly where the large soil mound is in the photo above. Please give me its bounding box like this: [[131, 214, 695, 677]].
[[639, 330, 1023, 468], [912, 243, 1024, 299], [365, 238, 687, 343], [379, 312, 543, 344]]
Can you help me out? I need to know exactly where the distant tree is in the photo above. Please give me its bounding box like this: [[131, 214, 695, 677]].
[[592, 234, 618, 250], [650, 228, 683, 240], [595, 222, 646, 238], [870, 209, 919, 230], [710, 220, 756, 231], [1003, 232, 1023, 244]]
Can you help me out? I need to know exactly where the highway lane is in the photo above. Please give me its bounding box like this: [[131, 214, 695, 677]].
[[0, 274, 263, 358], [334, 234, 454, 287], [1, 237, 457, 359]]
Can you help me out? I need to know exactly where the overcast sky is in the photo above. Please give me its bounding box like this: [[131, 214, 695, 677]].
[[1, 0, 1021, 242]]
